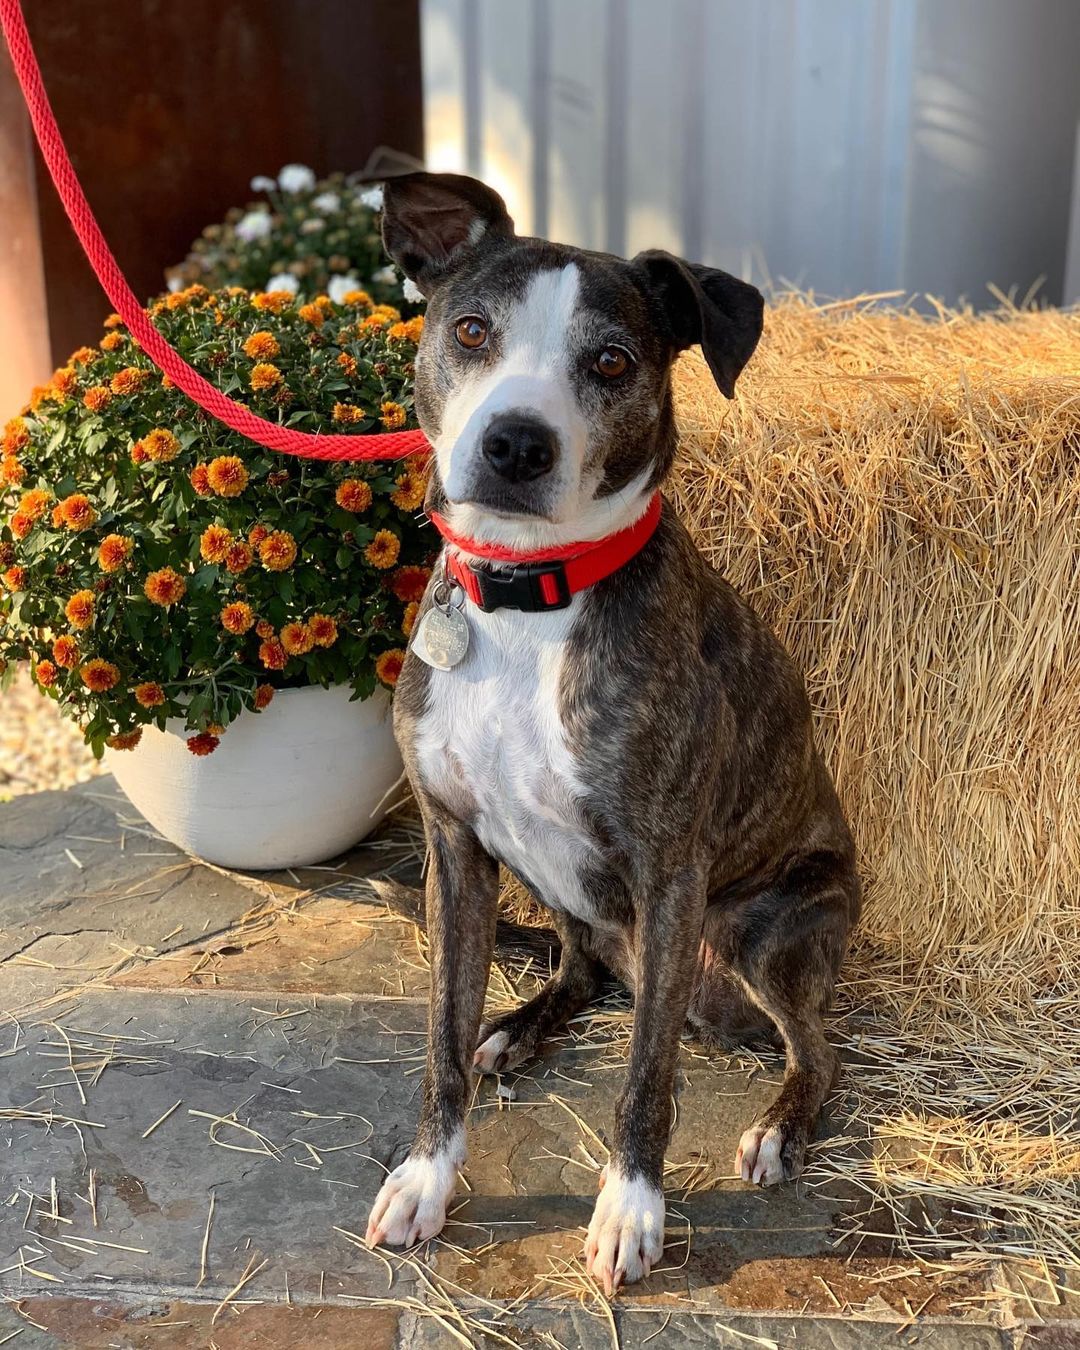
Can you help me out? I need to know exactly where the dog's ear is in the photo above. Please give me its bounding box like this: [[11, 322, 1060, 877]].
[[635, 251, 763, 398], [381, 172, 515, 294]]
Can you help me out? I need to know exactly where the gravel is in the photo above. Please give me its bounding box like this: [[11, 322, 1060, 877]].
[[0, 664, 104, 800]]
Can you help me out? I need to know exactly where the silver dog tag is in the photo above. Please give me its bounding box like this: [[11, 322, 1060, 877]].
[[412, 605, 469, 670]]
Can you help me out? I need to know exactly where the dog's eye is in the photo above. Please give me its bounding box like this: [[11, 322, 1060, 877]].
[[455, 316, 488, 350], [593, 346, 631, 379]]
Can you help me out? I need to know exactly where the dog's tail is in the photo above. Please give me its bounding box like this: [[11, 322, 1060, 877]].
[[368, 878, 560, 960]]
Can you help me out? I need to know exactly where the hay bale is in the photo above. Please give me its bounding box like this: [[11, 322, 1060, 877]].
[[671, 295, 1080, 1010]]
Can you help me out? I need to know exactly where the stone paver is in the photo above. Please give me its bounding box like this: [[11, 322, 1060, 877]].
[[1, 780, 1073, 1347]]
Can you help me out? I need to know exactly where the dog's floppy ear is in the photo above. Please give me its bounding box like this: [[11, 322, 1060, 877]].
[[381, 172, 515, 294], [635, 251, 763, 398]]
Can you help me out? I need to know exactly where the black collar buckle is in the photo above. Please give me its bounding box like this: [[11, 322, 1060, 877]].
[[470, 559, 572, 612]]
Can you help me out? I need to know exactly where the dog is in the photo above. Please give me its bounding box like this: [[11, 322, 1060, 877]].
[[364, 173, 860, 1295]]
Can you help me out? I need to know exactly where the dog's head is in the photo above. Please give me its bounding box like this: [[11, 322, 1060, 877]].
[[382, 173, 763, 547]]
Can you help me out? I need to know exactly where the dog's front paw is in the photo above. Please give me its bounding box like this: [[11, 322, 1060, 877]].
[[735, 1120, 807, 1186], [584, 1167, 665, 1296], [365, 1143, 462, 1248]]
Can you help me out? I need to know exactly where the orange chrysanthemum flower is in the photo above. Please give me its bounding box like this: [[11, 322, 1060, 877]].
[[189, 463, 212, 496], [3, 565, 28, 591], [402, 601, 420, 638], [64, 590, 96, 630], [389, 565, 431, 604], [19, 488, 52, 521], [248, 524, 270, 548], [249, 362, 283, 392], [82, 386, 111, 413], [58, 493, 97, 531], [100, 332, 125, 353], [186, 732, 219, 756], [380, 401, 407, 430], [335, 479, 372, 513], [103, 313, 124, 328], [365, 529, 401, 570], [255, 619, 275, 640], [51, 367, 77, 397], [131, 441, 149, 464], [207, 455, 249, 497], [360, 314, 389, 334], [110, 366, 147, 394], [134, 681, 165, 708], [391, 468, 426, 511], [259, 530, 297, 571], [35, 659, 58, 689], [254, 683, 275, 710], [280, 621, 314, 656], [200, 524, 233, 564], [404, 316, 425, 342], [224, 541, 254, 575], [251, 290, 294, 313], [337, 352, 358, 377], [375, 648, 406, 687], [3, 417, 29, 454], [69, 346, 97, 366], [342, 289, 372, 307], [220, 601, 255, 635], [10, 511, 32, 540], [108, 729, 143, 751], [2, 455, 25, 486], [144, 567, 187, 607], [98, 533, 133, 572], [298, 302, 325, 327], [332, 402, 365, 424], [52, 635, 80, 669], [259, 638, 287, 670], [143, 428, 181, 462], [242, 330, 280, 360], [81, 658, 120, 692], [308, 613, 338, 648]]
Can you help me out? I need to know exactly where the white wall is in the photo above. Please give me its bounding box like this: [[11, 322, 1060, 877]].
[[421, 0, 1080, 304]]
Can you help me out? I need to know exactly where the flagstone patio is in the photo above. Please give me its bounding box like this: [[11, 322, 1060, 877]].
[[0, 779, 1071, 1347]]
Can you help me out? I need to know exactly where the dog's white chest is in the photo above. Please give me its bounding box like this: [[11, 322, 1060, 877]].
[[413, 599, 603, 922]]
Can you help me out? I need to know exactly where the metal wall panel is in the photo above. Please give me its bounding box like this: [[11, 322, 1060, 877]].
[[421, 0, 1080, 303]]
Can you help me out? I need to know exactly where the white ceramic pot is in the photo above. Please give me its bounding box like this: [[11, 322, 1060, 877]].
[[107, 683, 403, 870]]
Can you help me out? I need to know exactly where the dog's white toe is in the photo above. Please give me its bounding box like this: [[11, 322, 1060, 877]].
[[584, 1168, 665, 1296], [735, 1123, 786, 1186], [365, 1142, 462, 1248], [473, 1029, 511, 1074]]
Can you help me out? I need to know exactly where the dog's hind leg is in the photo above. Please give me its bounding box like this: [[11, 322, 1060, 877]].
[[475, 913, 603, 1074], [699, 853, 857, 1186]]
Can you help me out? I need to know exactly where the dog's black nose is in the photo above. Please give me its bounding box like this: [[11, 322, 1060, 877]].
[[481, 414, 557, 482]]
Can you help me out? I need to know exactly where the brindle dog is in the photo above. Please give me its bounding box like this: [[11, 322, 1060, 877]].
[[364, 173, 860, 1295]]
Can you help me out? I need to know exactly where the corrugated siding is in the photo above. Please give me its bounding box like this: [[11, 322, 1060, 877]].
[[421, 0, 1080, 303]]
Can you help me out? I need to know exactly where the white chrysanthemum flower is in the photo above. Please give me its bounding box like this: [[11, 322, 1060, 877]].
[[250, 175, 277, 194], [328, 275, 362, 304], [278, 163, 316, 193], [312, 191, 340, 214], [235, 209, 272, 243], [299, 218, 325, 235], [359, 185, 384, 210], [266, 272, 300, 295], [402, 277, 425, 304], [372, 265, 397, 286], [166, 275, 184, 293]]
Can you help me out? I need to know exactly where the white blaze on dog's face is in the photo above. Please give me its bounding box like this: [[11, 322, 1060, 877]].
[[380, 173, 764, 548]]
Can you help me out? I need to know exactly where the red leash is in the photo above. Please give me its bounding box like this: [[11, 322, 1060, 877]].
[[0, 0, 428, 462]]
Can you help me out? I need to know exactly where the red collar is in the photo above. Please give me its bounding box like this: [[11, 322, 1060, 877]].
[[428, 492, 663, 612]]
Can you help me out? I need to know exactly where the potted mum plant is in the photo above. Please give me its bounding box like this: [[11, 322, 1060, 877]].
[[0, 284, 431, 869], [165, 164, 422, 309]]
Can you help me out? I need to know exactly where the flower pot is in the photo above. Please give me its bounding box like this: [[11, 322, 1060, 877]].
[[107, 684, 403, 870]]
